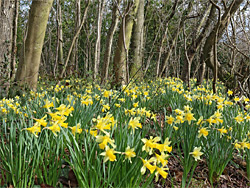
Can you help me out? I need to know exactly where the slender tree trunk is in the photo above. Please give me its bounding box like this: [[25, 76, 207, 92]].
[[94, 0, 106, 80], [210, 0, 221, 94], [74, 0, 81, 73], [183, 22, 190, 89], [10, 0, 19, 81], [55, 0, 64, 77], [14, 0, 53, 91], [101, 0, 120, 84], [130, 0, 144, 81], [113, 0, 139, 86], [0, 0, 15, 97]]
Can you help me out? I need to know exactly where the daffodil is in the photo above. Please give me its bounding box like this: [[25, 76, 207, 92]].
[[190, 147, 203, 161], [227, 90, 233, 96], [234, 97, 240, 102], [140, 158, 156, 175], [234, 142, 241, 150], [217, 127, 227, 137], [94, 117, 112, 134], [141, 136, 161, 155], [85, 128, 98, 137], [33, 115, 47, 127], [154, 152, 169, 166], [206, 116, 214, 126], [175, 115, 184, 124], [196, 116, 204, 126], [155, 166, 169, 182], [100, 146, 119, 163], [56, 104, 74, 116], [155, 137, 172, 153], [133, 102, 139, 108], [240, 139, 250, 149], [43, 122, 60, 136], [102, 104, 110, 112], [42, 99, 54, 109], [124, 146, 136, 163], [184, 111, 196, 125], [70, 123, 83, 136], [128, 117, 142, 133], [103, 90, 111, 98], [115, 103, 121, 108], [96, 134, 115, 149], [22, 123, 41, 137], [166, 115, 175, 125], [198, 128, 209, 138], [235, 113, 244, 123]]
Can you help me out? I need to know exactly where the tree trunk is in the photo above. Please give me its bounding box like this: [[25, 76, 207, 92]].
[[113, 0, 140, 87], [197, 0, 244, 87], [210, 0, 221, 94], [93, 0, 106, 80], [14, 0, 53, 90], [69, 0, 81, 76], [0, 0, 15, 97], [101, 0, 120, 85], [130, 0, 144, 82], [10, 0, 19, 81], [55, 0, 64, 77]]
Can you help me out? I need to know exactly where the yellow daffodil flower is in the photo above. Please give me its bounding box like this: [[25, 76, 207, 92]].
[[141, 136, 161, 155], [141, 158, 156, 175], [33, 115, 47, 127], [217, 127, 227, 137], [190, 147, 203, 161], [70, 124, 83, 136], [42, 99, 54, 109], [124, 146, 136, 163], [155, 166, 169, 182], [100, 146, 119, 163], [128, 117, 142, 133], [43, 122, 60, 136], [96, 134, 115, 149], [22, 123, 41, 137], [184, 111, 196, 125], [198, 128, 209, 138], [166, 115, 175, 125]]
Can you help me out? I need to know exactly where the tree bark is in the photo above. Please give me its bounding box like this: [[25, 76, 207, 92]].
[[0, 0, 15, 97], [101, 0, 120, 85], [69, 0, 81, 75], [113, 0, 139, 86], [14, 0, 53, 90], [55, 0, 64, 77], [93, 0, 106, 80], [130, 0, 144, 82], [210, 0, 221, 94], [10, 0, 19, 81]]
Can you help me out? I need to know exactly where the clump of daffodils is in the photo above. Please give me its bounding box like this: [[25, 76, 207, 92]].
[[141, 136, 171, 181]]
